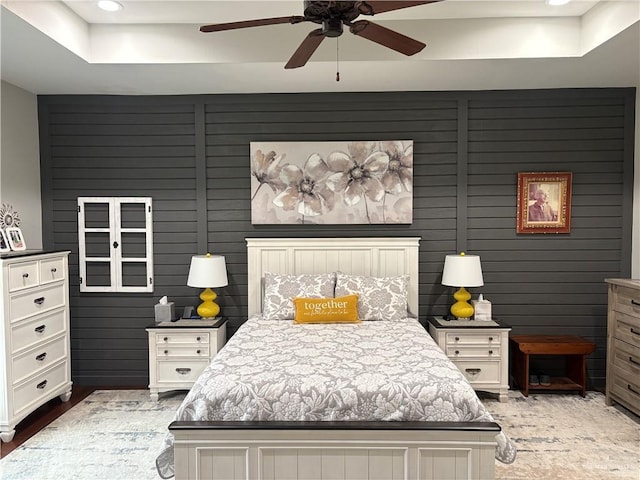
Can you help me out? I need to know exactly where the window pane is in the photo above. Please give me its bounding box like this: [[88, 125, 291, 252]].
[[85, 232, 110, 257], [83, 203, 110, 229], [120, 203, 147, 229], [85, 262, 111, 287], [120, 232, 147, 258], [121, 262, 148, 287]]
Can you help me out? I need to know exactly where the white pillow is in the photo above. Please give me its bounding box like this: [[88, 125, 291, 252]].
[[262, 272, 336, 320], [335, 272, 409, 321]]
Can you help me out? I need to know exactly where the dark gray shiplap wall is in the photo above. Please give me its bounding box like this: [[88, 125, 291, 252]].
[[38, 88, 635, 387]]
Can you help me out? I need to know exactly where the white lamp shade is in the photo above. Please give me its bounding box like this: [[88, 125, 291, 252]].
[[187, 254, 228, 288], [442, 254, 484, 287]]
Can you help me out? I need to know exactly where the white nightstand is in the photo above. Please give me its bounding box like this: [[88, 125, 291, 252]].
[[428, 317, 511, 402], [146, 318, 226, 400]]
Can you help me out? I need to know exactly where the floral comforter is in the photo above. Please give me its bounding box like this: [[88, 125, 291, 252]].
[[156, 315, 516, 478]]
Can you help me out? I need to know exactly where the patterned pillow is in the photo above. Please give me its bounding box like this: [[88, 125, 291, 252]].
[[262, 272, 336, 320], [335, 272, 409, 321], [293, 294, 360, 324]]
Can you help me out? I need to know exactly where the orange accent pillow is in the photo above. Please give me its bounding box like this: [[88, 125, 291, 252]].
[[293, 295, 360, 324]]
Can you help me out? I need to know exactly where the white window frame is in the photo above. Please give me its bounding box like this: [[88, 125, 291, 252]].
[[78, 197, 154, 293]]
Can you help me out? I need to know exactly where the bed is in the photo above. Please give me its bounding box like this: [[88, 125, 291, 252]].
[[157, 237, 516, 480]]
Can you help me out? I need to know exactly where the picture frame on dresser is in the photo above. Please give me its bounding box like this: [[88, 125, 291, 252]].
[[6, 227, 26, 251], [0, 230, 9, 252]]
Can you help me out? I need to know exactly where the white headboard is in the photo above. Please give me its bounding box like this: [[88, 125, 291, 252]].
[[246, 237, 420, 317]]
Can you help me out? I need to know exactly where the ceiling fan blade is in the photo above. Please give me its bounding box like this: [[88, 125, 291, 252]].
[[350, 20, 425, 56], [284, 29, 326, 69], [359, 1, 441, 15], [200, 16, 304, 33]]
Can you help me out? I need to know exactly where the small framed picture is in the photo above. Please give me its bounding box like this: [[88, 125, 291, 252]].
[[0, 230, 10, 253], [517, 172, 573, 234], [6, 227, 26, 251]]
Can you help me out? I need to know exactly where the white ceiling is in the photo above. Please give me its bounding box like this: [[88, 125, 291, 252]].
[[1, 0, 639, 95]]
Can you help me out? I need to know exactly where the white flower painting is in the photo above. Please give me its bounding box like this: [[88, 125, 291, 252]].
[[250, 141, 413, 224]]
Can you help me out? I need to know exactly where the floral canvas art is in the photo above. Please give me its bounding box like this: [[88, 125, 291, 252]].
[[250, 141, 413, 224]]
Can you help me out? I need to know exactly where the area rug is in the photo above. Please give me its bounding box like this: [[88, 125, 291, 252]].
[[0, 389, 185, 480], [484, 391, 639, 480], [0, 389, 638, 480]]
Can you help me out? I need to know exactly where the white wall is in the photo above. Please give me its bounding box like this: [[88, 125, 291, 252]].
[[0, 81, 43, 250]]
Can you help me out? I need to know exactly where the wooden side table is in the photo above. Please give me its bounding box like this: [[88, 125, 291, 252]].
[[510, 335, 596, 397]]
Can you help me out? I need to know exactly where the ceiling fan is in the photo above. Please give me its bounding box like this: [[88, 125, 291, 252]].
[[200, 1, 442, 69]]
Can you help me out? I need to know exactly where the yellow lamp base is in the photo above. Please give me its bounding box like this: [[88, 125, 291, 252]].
[[450, 286, 475, 320], [196, 287, 221, 318]]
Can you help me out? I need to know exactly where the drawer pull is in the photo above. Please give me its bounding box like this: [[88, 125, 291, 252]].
[[22, 273, 29, 279], [164, 350, 169, 355], [36, 352, 47, 362], [628, 384, 640, 397], [51, 267, 57, 273], [489, 337, 494, 342], [34, 297, 45, 305], [465, 368, 481, 376], [36, 380, 48, 390], [488, 350, 494, 355], [631, 328, 640, 336], [455, 350, 460, 355], [629, 356, 640, 367], [34, 325, 46, 334], [175, 368, 192, 375], [196, 349, 201, 354], [163, 337, 168, 342], [631, 299, 640, 306], [454, 337, 460, 342]]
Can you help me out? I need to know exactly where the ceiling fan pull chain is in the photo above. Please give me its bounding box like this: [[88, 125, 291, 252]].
[[336, 37, 340, 82]]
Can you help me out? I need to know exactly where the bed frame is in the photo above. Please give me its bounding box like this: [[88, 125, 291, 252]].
[[170, 237, 500, 480]]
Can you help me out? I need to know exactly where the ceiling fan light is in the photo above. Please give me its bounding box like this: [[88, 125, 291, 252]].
[[97, 0, 123, 12], [546, 0, 570, 6]]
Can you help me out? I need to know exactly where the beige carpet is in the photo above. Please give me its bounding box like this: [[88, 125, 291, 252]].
[[483, 391, 640, 480]]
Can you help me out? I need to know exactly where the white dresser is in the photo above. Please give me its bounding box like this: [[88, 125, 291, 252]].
[[605, 278, 640, 416], [147, 318, 226, 400], [0, 251, 72, 442], [428, 317, 511, 402]]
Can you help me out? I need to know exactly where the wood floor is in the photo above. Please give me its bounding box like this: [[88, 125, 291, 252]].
[[0, 385, 146, 459]]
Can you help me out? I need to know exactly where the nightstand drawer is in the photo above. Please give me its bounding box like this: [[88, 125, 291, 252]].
[[446, 345, 500, 358], [157, 345, 210, 358], [445, 332, 500, 346], [452, 360, 501, 384], [157, 360, 209, 383], [155, 332, 210, 345]]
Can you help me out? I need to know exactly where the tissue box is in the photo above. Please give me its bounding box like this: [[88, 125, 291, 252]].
[[154, 302, 175, 323], [472, 299, 492, 321]]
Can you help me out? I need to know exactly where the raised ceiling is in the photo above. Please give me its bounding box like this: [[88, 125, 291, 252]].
[[1, 0, 639, 95]]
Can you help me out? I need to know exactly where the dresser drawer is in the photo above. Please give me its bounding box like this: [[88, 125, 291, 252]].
[[452, 360, 501, 384], [10, 309, 67, 353], [156, 345, 210, 358], [613, 312, 640, 349], [39, 257, 66, 284], [7, 261, 39, 292], [446, 345, 500, 358], [13, 361, 69, 417], [9, 283, 66, 322], [157, 360, 209, 383], [613, 286, 640, 318], [612, 338, 640, 378], [445, 332, 501, 346], [12, 336, 68, 384], [609, 369, 640, 411], [155, 332, 210, 346]]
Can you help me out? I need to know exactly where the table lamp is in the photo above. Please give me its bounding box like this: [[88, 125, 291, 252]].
[[187, 253, 228, 318], [441, 252, 484, 320]]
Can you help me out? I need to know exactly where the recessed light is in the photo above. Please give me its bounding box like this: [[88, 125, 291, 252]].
[[546, 0, 571, 6], [97, 0, 123, 12]]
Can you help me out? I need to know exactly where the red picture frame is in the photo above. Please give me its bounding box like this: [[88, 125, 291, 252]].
[[517, 172, 573, 234]]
